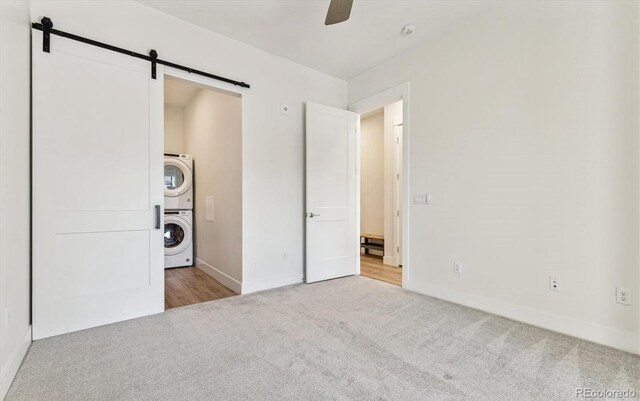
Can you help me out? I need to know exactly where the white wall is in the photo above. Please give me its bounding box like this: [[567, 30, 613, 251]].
[[27, 0, 347, 295], [183, 89, 242, 292], [0, 1, 32, 399], [360, 111, 384, 237], [349, 1, 640, 353], [164, 105, 184, 154]]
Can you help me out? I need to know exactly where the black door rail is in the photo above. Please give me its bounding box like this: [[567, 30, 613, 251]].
[[32, 17, 250, 88]]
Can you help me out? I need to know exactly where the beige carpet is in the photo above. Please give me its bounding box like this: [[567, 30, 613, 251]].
[[5, 276, 640, 401]]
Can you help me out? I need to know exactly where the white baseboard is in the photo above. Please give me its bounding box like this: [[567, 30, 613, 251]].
[[0, 326, 31, 400], [195, 259, 242, 294], [242, 273, 302, 295], [406, 280, 640, 355], [383, 255, 397, 266]]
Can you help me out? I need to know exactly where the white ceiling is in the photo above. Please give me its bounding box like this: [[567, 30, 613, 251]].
[[138, 0, 497, 80]]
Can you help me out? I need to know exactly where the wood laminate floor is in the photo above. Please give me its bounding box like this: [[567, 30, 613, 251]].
[[360, 255, 402, 286], [165, 266, 237, 309]]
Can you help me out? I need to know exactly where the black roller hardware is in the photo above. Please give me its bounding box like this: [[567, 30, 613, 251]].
[[32, 17, 250, 88]]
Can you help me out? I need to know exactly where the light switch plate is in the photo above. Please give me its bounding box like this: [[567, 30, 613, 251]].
[[280, 103, 289, 116], [413, 193, 431, 204]]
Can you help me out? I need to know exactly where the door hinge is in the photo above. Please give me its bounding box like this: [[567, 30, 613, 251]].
[[397, 173, 400, 180], [397, 210, 399, 217]]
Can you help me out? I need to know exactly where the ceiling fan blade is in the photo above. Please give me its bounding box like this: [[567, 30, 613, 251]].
[[325, 0, 354, 25]]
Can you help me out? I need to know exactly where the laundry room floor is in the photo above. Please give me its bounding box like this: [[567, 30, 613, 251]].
[[164, 266, 237, 309], [360, 255, 402, 286]]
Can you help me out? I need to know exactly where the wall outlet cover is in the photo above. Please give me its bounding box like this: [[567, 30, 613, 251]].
[[453, 262, 462, 274], [616, 287, 631, 305], [549, 276, 561, 291]]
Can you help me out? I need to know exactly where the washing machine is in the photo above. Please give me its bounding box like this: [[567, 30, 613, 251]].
[[164, 210, 193, 269], [164, 154, 193, 210]]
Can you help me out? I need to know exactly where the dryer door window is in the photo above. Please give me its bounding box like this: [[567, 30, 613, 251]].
[[164, 165, 184, 191], [164, 158, 192, 197]]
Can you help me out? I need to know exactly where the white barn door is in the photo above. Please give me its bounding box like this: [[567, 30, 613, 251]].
[[305, 102, 358, 283], [32, 29, 164, 339]]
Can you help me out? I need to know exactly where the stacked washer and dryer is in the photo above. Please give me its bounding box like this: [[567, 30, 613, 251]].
[[163, 154, 194, 269]]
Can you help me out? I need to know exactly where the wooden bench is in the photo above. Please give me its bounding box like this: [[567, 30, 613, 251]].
[[360, 234, 384, 257]]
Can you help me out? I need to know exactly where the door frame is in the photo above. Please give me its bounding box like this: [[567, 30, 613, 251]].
[[349, 82, 410, 289], [393, 121, 403, 267], [164, 67, 249, 99], [161, 67, 248, 297]]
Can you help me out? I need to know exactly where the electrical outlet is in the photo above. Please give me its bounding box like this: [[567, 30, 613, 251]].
[[453, 261, 463, 274], [549, 276, 561, 291], [616, 287, 631, 305]]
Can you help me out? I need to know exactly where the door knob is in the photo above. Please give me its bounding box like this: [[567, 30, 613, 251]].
[[308, 212, 320, 218]]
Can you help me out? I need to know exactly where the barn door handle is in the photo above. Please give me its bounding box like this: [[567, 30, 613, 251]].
[[155, 205, 161, 229]]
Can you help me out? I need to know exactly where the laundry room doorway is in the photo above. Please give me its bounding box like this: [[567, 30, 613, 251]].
[[162, 72, 243, 309], [357, 102, 403, 287]]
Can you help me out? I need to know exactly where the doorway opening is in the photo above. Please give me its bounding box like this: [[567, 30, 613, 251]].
[[358, 101, 403, 286], [163, 75, 242, 309]]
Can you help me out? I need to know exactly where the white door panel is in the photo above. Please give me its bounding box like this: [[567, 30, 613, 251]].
[[53, 231, 151, 299], [44, 50, 150, 212], [32, 29, 164, 339], [305, 102, 358, 283]]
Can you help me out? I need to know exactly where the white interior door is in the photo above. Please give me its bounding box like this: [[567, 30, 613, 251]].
[[305, 102, 358, 283], [32, 29, 164, 339]]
